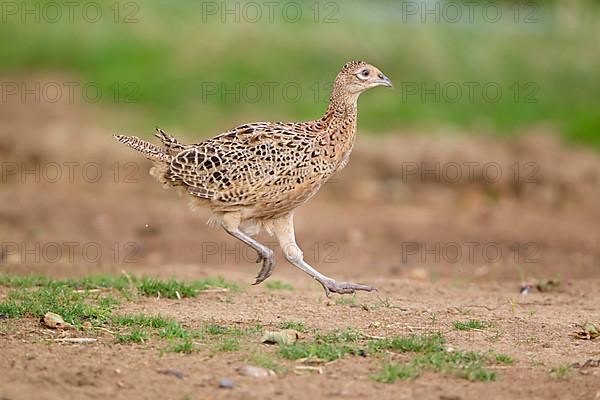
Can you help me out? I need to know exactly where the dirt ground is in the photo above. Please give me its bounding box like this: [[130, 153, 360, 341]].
[[1, 84, 599, 399]]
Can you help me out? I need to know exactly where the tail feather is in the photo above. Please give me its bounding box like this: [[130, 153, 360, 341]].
[[154, 127, 185, 153], [114, 134, 172, 162]]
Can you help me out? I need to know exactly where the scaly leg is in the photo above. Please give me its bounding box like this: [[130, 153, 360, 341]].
[[271, 213, 375, 297], [221, 213, 275, 285]]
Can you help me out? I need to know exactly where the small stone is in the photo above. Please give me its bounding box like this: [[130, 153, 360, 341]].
[[42, 312, 72, 329], [219, 378, 235, 389], [261, 329, 300, 345], [158, 369, 186, 379], [238, 365, 274, 378], [408, 268, 429, 281]]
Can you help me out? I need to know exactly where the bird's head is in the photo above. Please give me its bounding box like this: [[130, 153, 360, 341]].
[[333, 60, 393, 99]]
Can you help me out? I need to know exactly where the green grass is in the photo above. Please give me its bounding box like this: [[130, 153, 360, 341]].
[[0, 273, 239, 299], [0, 273, 515, 380], [116, 328, 149, 344], [277, 329, 504, 382], [166, 337, 198, 354], [0, 274, 132, 290], [112, 314, 173, 329], [265, 280, 294, 291], [246, 352, 285, 373], [495, 354, 514, 364], [367, 333, 446, 354], [335, 294, 357, 305], [277, 321, 307, 333], [0, 286, 114, 327], [216, 337, 241, 352], [334, 297, 355, 305], [136, 277, 239, 298], [376, 361, 420, 382], [549, 364, 572, 379], [0, 272, 238, 347], [453, 320, 492, 331], [279, 340, 362, 361], [373, 347, 504, 383], [204, 324, 230, 335]]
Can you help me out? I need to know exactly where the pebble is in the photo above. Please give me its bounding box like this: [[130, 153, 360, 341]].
[[219, 378, 235, 389], [158, 369, 186, 380], [238, 365, 274, 378]]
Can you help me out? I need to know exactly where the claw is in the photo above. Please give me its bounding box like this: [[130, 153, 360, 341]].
[[318, 279, 376, 296], [252, 251, 275, 285]]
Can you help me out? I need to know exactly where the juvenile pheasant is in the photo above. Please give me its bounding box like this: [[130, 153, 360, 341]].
[[115, 60, 392, 296]]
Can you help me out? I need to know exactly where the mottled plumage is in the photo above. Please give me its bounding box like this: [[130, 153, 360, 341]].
[[115, 60, 392, 295]]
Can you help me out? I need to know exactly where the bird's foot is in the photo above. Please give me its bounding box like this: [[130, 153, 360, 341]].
[[252, 250, 275, 285], [318, 278, 376, 297]]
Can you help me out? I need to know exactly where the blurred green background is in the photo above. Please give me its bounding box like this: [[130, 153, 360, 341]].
[[1, 0, 598, 146]]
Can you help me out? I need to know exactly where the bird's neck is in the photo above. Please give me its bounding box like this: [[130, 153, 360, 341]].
[[314, 86, 359, 168], [319, 83, 359, 133]]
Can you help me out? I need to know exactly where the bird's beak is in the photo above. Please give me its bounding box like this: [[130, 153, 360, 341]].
[[377, 74, 393, 88]]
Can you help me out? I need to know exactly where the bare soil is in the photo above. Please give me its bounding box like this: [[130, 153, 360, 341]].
[[1, 86, 599, 400]]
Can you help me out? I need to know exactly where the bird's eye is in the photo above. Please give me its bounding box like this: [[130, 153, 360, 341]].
[[361, 70, 369, 77]]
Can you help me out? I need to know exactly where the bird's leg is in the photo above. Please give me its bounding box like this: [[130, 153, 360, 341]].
[[271, 213, 375, 297], [221, 214, 275, 285]]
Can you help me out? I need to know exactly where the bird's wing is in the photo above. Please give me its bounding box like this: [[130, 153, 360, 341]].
[[164, 122, 318, 204]]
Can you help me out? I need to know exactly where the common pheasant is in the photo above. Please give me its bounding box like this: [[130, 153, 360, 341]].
[[115, 60, 392, 296]]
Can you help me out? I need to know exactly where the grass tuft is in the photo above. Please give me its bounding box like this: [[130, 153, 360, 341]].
[[453, 320, 491, 331], [549, 364, 571, 379], [277, 321, 307, 332], [117, 328, 149, 344], [265, 281, 294, 291], [165, 337, 198, 354]]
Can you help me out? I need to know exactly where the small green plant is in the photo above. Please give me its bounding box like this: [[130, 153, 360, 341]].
[[137, 277, 238, 298], [247, 352, 284, 373], [158, 322, 196, 340], [0, 273, 239, 300], [117, 328, 149, 344], [495, 354, 514, 364], [374, 350, 497, 383], [277, 321, 307, 332], [453, 320, 491, 331], [279, 341, 360, 361], [265, 280, 294, 291], [368, 333, 445, 354], [216, 337, 240, 352], [335, 294, 357, 305], [549, 364, 571, 379], [166, 337, 198, 354], [204, 324, 230, 335], [0, 286, 114, 327], [374, 360, 418, 382], [317, 327, 362, 343], [112, 314, 172, 329]]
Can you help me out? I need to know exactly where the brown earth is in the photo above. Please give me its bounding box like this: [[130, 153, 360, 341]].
[[0, 85, 599, 400]]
